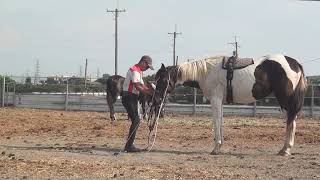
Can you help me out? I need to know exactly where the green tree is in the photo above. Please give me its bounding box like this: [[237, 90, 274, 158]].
[[144, 74, 155, 82], [0, 75, 16, 84], [68, 76, 86, 85], [25, 77, 32, 85], [95, 73, 110, 85]]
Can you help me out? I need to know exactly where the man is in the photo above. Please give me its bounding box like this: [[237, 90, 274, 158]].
[[122, 55, 154, 152]]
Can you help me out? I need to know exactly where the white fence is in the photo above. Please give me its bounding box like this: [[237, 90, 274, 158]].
[[2, 93, 319, 117]]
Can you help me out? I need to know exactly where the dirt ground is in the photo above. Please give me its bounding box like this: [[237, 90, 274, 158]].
[[0, 108, 319, 179]]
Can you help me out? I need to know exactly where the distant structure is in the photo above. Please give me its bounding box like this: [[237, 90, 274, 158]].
[[34, 59, 40, 85], [97, 68, 100, 78], [84, 58, 88, 88], [79, 65, 83, 77], [168, 24, 182, 66], [307, 75, 320, 84]]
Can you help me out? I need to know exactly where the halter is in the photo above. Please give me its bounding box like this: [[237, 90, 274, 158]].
[[146, 72, 171, 151]]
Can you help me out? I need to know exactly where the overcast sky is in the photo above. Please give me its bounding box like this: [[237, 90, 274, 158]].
[[1, 0, 319, 79]]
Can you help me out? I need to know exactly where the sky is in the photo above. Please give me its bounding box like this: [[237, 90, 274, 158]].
[[1, 0, 320, 79]]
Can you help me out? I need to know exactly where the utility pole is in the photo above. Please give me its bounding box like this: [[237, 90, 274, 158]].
[[168, 25, 182, 66], [228, 36, 240, 58], [107, 8, 126, 75]]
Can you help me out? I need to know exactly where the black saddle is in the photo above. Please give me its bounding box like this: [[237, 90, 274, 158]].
[[222, 56, 254, 104], [222, 56, 254, 70]]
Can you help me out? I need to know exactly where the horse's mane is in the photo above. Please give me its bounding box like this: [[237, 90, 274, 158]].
[[176, 56, 224, 82]]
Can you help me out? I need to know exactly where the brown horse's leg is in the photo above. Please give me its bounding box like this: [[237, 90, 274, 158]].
[[278, 116, 297, 156], [107, 93, 116, 121]]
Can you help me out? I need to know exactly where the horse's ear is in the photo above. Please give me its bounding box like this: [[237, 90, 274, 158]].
[[161, 63, 166, 70]]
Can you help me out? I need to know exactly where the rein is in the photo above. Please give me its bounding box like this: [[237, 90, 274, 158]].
[[146, 73, 171, 151]]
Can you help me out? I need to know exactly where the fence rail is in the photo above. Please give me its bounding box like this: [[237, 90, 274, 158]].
[[1, 75, 320, 117], [1, 93, 319, 117]]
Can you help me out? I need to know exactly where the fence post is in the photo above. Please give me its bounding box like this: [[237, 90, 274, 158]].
[[193, 87, 197, 115], [311, 84, 314, 118], [65, 79, 69, 111], [13, 83, 16, 107], [1, 76, 5, 107], [5, 83, 9, 106]]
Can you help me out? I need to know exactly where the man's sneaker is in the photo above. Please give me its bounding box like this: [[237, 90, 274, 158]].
[[124, 145, 143, 153]]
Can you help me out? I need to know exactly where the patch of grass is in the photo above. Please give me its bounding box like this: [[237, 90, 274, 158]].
[[157, 117, 211, 126], [225, 118, 257, 126]]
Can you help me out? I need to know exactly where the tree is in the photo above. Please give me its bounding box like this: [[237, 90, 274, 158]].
[[95, 73, 110, 85], [0, 75, 16, 84], [25, 77, 32, 85], [144, 74, 155, 82]]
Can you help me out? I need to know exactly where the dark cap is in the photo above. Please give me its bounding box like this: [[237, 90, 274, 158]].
[[141, 55, 154, 70]]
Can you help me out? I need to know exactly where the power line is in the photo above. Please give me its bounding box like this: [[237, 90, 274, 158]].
[[301, 57, 320, 64], [168, 24, 182, 66], [107, 8, 126, 75]]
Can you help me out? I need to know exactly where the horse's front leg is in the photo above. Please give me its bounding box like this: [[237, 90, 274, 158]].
[[278, 116, 297, 156], [210, 96, 224, 155]]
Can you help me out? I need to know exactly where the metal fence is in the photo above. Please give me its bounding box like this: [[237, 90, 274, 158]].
[[1, 76, 320, 117]]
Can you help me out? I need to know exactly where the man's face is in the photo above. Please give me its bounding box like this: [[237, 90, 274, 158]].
[[142, 60, 150, 71]]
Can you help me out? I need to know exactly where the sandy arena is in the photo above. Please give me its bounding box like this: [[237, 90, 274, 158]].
[[0, 108, 319, 179]]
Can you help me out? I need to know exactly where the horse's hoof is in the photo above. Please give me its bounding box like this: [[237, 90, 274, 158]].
[[210, 150, 220, 155], [278, 150, 291, 156]]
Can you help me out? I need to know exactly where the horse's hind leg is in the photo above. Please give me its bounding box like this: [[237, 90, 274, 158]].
[[141, 99, 148, 120], [278, 116, 297, 156], [107, 94, 117, 121]]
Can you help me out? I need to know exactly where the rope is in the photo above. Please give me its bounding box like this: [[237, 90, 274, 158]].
[[113, 118, 141, 156], [146, 73, 171, 151]]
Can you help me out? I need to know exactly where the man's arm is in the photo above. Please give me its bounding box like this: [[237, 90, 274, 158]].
[[133, 83, 154, 96]]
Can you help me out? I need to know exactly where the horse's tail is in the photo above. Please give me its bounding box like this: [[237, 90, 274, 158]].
[[287, 63, 307, 123]]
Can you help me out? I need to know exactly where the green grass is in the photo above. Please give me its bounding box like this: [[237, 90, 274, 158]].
[[147, 116, 258, 127], [155, 117, 211, 126], [225, 118, 258, 126]]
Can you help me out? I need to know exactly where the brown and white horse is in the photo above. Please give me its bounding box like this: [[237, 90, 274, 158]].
[[152, 54, 307, 156]]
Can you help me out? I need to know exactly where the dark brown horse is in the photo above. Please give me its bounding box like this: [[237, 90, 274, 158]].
[[106, 75, 154, 121]]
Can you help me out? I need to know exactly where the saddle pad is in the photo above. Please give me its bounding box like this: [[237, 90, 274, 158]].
[[222, 56, 254, 70]]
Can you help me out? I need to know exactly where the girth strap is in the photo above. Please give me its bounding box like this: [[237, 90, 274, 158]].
[[222, 56, 254, 104], [225, 56, 235, 104]]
